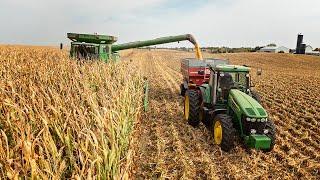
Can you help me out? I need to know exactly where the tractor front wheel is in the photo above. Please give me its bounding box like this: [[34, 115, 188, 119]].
[[213, 114, 236, 151], [184, 90, 201, 127], [264, 119, 276, 152]]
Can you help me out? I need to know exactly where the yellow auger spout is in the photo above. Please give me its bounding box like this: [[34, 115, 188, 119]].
[[184, 34, 203, 60], [195, 43, 203, 60]]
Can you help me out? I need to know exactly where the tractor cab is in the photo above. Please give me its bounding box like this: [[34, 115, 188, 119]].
[[212, 65, 251, 103], [199, 65, 253, 107]]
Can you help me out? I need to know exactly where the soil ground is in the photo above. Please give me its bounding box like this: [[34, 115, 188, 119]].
[[125, 50, 320, 179]]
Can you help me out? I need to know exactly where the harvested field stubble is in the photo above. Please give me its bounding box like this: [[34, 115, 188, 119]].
[[0, 46, 144, 179], [129, 50, 320, 179]]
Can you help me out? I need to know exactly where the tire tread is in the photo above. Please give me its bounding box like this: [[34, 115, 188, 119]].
[[186, 90, 201, 127], [214, 114, 236, 151]]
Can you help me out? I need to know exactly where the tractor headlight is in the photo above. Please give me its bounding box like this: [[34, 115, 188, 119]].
[[251, 118, 256, 122], [246, 117, 251, 122], [250, 129, 257, 134], [257, 119, 261, 122], [261, 118, 266, 122]]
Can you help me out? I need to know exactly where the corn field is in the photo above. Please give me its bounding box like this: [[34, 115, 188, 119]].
[[0, 46, 319, 179], [0, 46, 144, 179]]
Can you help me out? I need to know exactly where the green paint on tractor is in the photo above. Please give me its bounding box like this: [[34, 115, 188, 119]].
[[245, 134, 271, 149], [215, 64, 250, 72], [229, 89, 268, 118]]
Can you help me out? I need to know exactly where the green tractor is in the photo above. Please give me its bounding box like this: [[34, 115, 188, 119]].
[[182, 60, 275, 151]]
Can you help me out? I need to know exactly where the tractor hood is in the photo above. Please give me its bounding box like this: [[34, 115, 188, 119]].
[[229, 89, 268, 118]]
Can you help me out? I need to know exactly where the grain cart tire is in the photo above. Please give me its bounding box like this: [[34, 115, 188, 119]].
[[180, 84, 186, 96], [264, 119, 276, 152], [213, 114, 236, 151], [251, 90, 261, 103], [184, 90, 201, 127]]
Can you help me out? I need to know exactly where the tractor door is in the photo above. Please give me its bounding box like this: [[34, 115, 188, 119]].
[[209, 70, 218, 105], [217, 72, 235, 102]]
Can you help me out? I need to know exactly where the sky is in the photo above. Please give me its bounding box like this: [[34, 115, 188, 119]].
[[0, 0, 319, 48]]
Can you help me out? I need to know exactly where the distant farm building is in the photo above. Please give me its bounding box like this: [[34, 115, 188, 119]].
[[296, 34, 306, 54], [305, 45, 320, 55], [259, 46, 289, 53], [305, 45, 313, 53]]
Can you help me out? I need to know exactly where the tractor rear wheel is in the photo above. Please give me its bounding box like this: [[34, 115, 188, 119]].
[[184, 90, 201, 127], [213, 114, 236, 151], [264, 119, 276, 151]]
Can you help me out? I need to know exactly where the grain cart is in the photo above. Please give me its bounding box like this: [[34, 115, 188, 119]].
[[183, 61, 275, 151], [67, 33, 203, 62], [180, 58, 229, 96]]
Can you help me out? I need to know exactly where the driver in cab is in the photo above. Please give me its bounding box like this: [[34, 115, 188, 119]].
[[219, 73, 234, 100]]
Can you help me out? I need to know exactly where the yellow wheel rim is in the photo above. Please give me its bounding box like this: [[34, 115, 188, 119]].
[[214, 120, 223, 144], [184, 95, 190, 120]]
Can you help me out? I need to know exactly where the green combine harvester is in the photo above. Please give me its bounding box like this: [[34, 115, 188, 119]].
[[182, 59, 276, 151], [67, 33, 203, 62], [67, 32, 203, 111]]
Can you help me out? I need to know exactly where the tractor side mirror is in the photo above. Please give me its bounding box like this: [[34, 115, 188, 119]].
[[198, 70, 205, 75], [257, 68, 262, 76]]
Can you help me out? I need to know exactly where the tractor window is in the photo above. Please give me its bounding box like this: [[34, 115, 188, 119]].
[[238, 73, 247, 87], [218, 73, 235, 100], [228, 72, 249, 91], [217, 72, 249, 100], [219, 73, 234, 90]]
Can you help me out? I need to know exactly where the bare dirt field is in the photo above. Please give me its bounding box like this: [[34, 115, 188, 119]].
[[126, 50, 320, 179]]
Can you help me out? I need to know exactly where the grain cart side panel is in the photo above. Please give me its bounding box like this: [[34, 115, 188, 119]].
[[181, 58, 229, 89]]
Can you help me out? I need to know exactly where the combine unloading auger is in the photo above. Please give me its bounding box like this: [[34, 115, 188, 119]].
[[67, 33, 203, 61]]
